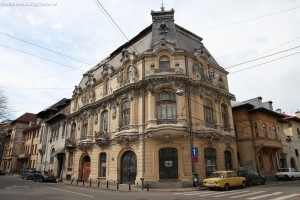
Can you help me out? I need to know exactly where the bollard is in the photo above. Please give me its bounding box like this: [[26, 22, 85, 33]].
[[129, 182, 131, 191], [106, 181, 109, 188], [146, 184, 149, 191], [117, 183, 119, 190], [83, 180, 85, 186], [76, 179, 79, 185], [98, 180, 100, 187], [71, 178, 74, 185], [90, 179, 92, 186]]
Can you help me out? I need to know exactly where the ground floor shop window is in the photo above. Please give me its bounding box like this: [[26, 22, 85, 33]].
[[159, 148, 178, 179], [204, 148, 216, 177]]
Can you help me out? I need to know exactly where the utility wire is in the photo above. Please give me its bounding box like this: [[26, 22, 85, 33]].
[[94, 0, 129, 41], [230, 51, 300, 74], [226, 45, 300, 69], [0, 31, 92, 66], [0, 43, 85, 72], [195, 5, 300, 31]]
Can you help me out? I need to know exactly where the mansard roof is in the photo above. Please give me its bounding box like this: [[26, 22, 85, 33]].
[[77, 8, 222, 91]]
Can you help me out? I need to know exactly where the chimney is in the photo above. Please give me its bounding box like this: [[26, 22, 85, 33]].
[[276, 108, 282, 114], [296, 110, 300, 118]]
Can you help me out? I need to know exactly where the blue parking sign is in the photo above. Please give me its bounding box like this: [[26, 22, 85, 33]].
[[191, 148, 198, 156]]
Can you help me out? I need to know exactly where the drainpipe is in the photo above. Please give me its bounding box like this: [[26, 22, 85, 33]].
[[142, 58, 146, 180]]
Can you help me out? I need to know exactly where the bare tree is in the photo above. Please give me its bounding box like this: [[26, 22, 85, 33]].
[[0, 90, 8, 120]]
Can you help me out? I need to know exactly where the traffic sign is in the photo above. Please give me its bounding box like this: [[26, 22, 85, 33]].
[[191, 148, 198, 156], [191, 156, 198, 163]]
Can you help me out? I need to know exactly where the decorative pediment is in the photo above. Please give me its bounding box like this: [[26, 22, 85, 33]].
[[152, 38, 176, 53], [120, 49, 136, 65], [101, 64, 114, 76]]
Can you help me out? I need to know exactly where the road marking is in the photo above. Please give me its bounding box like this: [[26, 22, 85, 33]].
[[230, 191, 266, 198], [174, 191, 201, 195], [198, 190, 244, 197], [269, 193, 300, 200], [247, 192, 282, 200], [6, 185, 30, 189], [213, 190, 250, 197], [45, 186, 94, 198]]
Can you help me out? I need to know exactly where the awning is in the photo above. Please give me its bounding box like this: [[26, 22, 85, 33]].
[[51, 148, 65, 157]]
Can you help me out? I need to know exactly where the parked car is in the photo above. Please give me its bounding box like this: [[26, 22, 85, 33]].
[[237, 170, 266, 186], [203, 170, 246, 191], [21, 169, 37, 180], [275, 168, 300, 180], [0, 168, 5, 175], [33, 171, 56, 182]]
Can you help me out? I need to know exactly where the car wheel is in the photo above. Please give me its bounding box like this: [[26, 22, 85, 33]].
[[248, 181, 253, 187], [290, 176, 294, 181], [261, 179, 266, 185], [241, 181, 246, 188], [209, 188, 214, 191], [224, 183, 229, 191]]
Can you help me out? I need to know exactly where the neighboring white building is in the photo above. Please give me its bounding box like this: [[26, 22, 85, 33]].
[[277, 110, 300, 170], [36, 99, 70, 179]]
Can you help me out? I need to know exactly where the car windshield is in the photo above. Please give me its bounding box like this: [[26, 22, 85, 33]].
[[278, 169, 289, 172], [209, 172, 225, 178]]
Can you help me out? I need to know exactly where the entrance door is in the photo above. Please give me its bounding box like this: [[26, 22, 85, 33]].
[[159, 148, 178, 179], [121, 151, 137, 184], [82, 156, 90, 182]]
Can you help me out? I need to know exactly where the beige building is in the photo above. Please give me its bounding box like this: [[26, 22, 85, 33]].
[[277, 110, 300, 170], [21, 121, 41, 169], [65, 8, 236, 187], [232, 97, 283, 178], [1, 113, 37, 173]]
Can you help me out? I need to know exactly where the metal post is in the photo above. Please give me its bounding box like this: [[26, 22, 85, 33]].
[[146, 184, 149, 191], [98, 180, 100, 187], [106, 180, 108, 188], [129, 182, 131, 191], [117, 183, 119, 190]]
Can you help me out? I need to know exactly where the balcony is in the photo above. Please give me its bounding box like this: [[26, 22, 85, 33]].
[[95, 131, 109, 148], [77, 136, 93, 151], [65, 138, 76, 150], [157, 119, 177, 125], [254, 137, 282, 149]]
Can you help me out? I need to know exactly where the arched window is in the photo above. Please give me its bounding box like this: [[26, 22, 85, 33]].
[[71, 122, 76, 139], [157, 92, 177, 124], [204, 148, 216, 177], [50, 148, 55, 164], [221, 104, 229, 129], [273, 125, 277, 139], [121, 101, 130, 127], [82, 118, 88, 138], [62, 121, 66, 139], [254, 123, 259, 138], [159, 148, 178, 179], [99, 153, 106, 177], [262, 123, 267, 138], [295, 149, 299, 157], [203, 98, 214, 125], [159, 56, 170, 69], [101, 111, 109, 132], [104, 79, 109, 95], [224, 150, 232, 170]]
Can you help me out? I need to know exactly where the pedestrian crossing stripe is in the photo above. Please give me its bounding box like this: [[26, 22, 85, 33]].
[[270, 193, 300, 200], [229, 191, 266, 198], [247, 192, 283, 200]]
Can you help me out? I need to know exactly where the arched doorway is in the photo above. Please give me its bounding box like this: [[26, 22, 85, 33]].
[[81, 155, 91, 182], [120, 151, 137, 184]]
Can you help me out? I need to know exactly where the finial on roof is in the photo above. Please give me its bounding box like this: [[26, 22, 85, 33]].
[[161, 0, 165, 11]]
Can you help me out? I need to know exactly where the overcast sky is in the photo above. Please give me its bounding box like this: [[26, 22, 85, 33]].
[[0, 0, 299, 120]]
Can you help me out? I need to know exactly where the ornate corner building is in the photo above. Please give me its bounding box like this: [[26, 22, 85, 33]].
[[65, 8, 236, 187]]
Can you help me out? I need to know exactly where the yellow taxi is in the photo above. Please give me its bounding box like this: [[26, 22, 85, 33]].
[[203, 170, 246, 191]]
